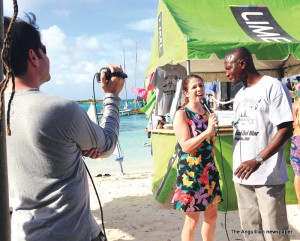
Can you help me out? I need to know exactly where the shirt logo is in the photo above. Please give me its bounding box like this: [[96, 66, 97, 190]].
[[230, 5, 299, 42]]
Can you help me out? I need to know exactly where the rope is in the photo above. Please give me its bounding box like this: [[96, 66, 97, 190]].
[[209, 95, 234, 105], [0, 0, 18, 136]]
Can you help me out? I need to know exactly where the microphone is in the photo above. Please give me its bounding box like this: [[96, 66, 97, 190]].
[[201, 97, 219, 134], [200, 98, 212, 114]]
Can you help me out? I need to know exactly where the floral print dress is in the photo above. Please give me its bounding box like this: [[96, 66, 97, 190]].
[[173, 107, 223, 212]]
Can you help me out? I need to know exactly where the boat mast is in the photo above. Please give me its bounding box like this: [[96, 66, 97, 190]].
[[134, 42, 137, 110], [123, 49, 128, 107]]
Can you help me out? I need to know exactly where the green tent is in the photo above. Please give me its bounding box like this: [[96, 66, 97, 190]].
[[148, 0, 299, 209], [146, 0, 300, 82]]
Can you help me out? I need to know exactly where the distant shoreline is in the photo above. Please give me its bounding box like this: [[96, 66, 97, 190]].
[[75, 99, 103, 104], [75, 98, 136, 104]]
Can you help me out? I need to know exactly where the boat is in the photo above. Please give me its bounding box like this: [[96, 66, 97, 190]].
[[87, 102, 125, 175], [97, 49, 134, 117], [119, 108, 132, 116], [131, 109, 144, 114], [130, 97, 146, 114], [96, 108, 132, 117], [96, 50, 132, 117]]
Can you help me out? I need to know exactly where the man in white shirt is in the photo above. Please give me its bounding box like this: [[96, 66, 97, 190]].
[[224, 47, 293, 241]]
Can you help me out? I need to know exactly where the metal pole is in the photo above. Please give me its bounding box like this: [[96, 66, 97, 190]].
[[123, 49, 128, 103], [0, 1, 11, 240], [187, 59, 190, 75], [134, 42, 137, 110]]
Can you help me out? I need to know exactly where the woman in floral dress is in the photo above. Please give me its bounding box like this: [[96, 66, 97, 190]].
[[172, 74, 223, 241], [290, 82, 300, 209]]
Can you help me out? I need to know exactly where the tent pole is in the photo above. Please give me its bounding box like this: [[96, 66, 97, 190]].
[[0, 1, 11, 239], [187, 59, 190, 75]]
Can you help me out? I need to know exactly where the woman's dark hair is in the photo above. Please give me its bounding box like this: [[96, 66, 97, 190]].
[[182, 74, 204, 106], [158, 120, 164, 126]]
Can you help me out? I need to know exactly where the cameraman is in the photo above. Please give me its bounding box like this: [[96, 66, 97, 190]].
[[3, 14, 125, 241]]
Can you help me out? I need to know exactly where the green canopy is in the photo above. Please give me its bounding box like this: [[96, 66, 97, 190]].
[[146, 0, 300, 82]]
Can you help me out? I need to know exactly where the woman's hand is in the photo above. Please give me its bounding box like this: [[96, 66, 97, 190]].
[[206, 113, 218, 136], [174, 110, 218, 153]]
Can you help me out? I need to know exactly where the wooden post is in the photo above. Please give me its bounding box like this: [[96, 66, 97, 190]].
[[0, 1, 11, 240]]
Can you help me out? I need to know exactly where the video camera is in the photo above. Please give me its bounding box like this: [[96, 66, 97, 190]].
[[96, 67, 128, 83]]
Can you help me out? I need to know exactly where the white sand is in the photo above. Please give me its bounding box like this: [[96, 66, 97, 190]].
[[89, 172, 300, 241]]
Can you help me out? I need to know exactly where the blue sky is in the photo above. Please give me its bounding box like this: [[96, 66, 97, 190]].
[[4, 0, 158, 100]]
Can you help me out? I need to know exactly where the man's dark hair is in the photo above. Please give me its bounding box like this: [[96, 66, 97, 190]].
[[4, 13, 43, 76]]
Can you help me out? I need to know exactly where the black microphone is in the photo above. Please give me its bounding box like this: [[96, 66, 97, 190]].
[[200, 98, 212, 114], [201, 97, 219, 132]]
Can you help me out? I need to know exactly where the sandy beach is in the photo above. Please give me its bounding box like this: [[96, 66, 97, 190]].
[[88, 172, 300, 241]]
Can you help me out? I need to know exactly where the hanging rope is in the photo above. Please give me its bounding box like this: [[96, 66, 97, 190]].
[[209, 95, 234, 105], [0, 0, 18, 136]]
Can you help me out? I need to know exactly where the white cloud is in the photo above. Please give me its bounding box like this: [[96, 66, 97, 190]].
[[41, 25, 68, 53], [127, 18, 156, 32], [136, 48, 151, 62], [38, 25, 132, 92], [83, 61, 97, 73], [76, 36, 101, 51], [2, 0, 154, 100], [120, 39, 136, 48]]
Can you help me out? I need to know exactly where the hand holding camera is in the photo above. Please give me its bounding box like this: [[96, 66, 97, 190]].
[[98, 64, 126, 96], [96, 68, 127, 82]]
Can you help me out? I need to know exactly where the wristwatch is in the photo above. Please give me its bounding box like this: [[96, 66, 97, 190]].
[[255, 156, 265, 164]]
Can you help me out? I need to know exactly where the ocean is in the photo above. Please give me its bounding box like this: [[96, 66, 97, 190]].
[[80, 100, 153, 176]]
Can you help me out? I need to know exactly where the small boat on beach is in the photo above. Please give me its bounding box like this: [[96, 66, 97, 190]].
[[119, 108, 132, 116], [96, 99, 132, 117], [96, 108, 132, 117], [86, 102, 125, 175], [131, 109, 144, 114]]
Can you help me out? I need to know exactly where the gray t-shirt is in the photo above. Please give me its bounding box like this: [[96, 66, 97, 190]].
[[5, 89, 121, 241], [151, 64, 186, 116]]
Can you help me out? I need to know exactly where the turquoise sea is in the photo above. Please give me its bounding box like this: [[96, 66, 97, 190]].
[[80, 100, 153, 176]]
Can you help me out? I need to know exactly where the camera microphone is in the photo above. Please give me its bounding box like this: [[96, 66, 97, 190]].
[[200, 98, 212, 114]]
